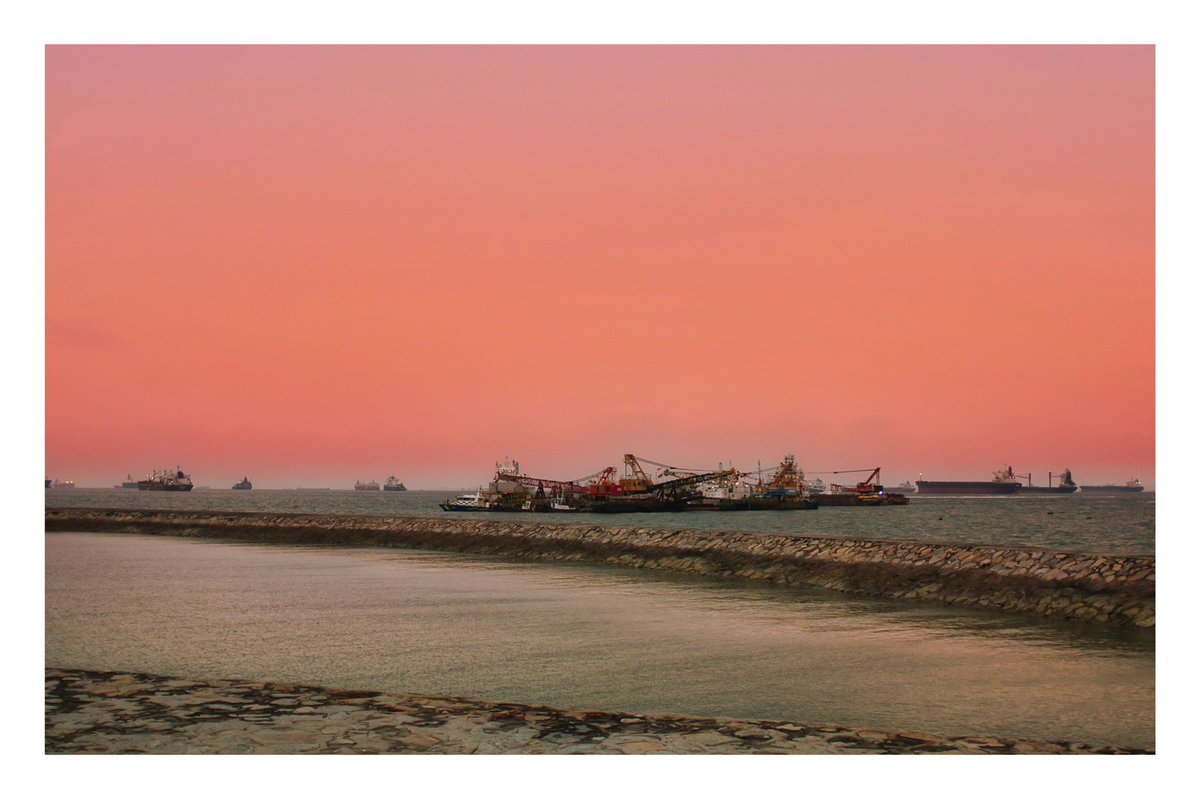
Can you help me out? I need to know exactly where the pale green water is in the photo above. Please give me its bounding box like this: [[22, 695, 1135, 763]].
[[45, 533, 1154, 749]]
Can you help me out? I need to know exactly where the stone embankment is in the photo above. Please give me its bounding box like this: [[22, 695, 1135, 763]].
[[45, 669, 1150, 754], [45, 508, 1154, 627]]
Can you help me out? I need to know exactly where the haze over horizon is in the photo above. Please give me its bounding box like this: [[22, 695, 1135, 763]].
[[45, 46, 1154, 491]]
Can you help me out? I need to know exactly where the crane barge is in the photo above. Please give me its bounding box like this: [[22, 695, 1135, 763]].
[[590, 455, 737, 512], [805, 467, 908, 506]]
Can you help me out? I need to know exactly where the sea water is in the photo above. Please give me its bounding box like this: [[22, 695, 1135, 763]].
[[45, 488, 1155, 554], [45, 532, 1154, 749]]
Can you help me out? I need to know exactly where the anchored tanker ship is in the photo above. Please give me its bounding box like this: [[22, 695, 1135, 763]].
[[916, 466, 1022, 495]]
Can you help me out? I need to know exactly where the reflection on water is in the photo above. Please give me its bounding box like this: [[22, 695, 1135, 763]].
[[46, 488, 1155, 554], [45, 533, 1154, 749]]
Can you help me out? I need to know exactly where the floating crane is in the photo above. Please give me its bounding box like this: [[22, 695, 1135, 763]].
[[496, 465, 625, 498], [498, 455, 736, 504], [620, 454, 656, 493], [804, 467, 884, 494], [619, 454, 735, 497]]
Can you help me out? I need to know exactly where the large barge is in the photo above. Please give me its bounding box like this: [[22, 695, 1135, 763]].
[[808, 466, 909, 506]]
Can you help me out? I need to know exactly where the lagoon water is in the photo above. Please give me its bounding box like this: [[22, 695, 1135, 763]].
[[46, 532, 1155, 749], [45, 488, 1155, 554]]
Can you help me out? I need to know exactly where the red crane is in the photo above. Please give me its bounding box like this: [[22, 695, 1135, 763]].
[[497, 466, 625, 497], [807, 467, 883, 495]]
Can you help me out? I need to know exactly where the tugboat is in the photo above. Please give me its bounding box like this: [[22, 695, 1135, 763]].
[[232, 477, 253, 490], [354, 480, 380, 491], [383, 476, 407, 492], [137, 468, 194, 491], [439, 491, 502, 511]]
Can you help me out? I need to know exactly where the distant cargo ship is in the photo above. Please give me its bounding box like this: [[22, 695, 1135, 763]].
[[1080, 479, 1145, 494], [1016, 469, 1077, 495], [117, 474, 139, 489], [138, 468, 193, 492], [882, 481, 916, 494], [354, 480, 380, 491], [383, 476, 407, 492], [916, 466, 1022, 495], [232, 477, 252, 490], [51, 479, 76, 489]]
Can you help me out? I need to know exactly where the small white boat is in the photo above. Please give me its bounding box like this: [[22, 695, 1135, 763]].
[[439, 491, 499, 511]]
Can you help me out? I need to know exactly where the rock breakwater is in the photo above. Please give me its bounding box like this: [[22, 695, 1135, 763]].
[[45, 668, 1149, 754], [45, 508, 1154, 627]]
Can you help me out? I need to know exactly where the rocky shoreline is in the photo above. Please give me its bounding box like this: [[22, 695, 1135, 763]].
[[46, 508, 1155, 627], [44, 668, 1151, 754]]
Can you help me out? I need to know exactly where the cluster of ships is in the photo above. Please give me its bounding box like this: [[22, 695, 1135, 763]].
[[439, 455, 909, 513], [46, 470, 410, 492], [44, 461, 1146, 499], [438, 457, 1147, 514]]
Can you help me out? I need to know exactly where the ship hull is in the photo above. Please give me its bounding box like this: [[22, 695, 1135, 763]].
[[691, 497, 818, 511], [1079, 486, 1145, 494], [1015, 486, 1077, 495], [915, 481, 1020, 495], [589, 497, 690, 513], [137, 483, 193, 492], [383, 486, 407, 492], [811, 493, 909, 506]]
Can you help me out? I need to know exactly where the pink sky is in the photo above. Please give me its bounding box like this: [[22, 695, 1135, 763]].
[[45, 46, 1154, 489]]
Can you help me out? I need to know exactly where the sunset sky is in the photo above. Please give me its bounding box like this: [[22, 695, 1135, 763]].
[[45, 45, 1154, 489]]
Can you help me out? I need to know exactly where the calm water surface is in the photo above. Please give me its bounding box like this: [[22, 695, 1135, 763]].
[[46, 488, 1155, 554], [46, 533, 1154, 749]]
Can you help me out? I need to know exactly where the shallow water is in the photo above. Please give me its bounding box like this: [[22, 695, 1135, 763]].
[[45, 533, 1155, 749], [46, 488, 1155, 554]]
